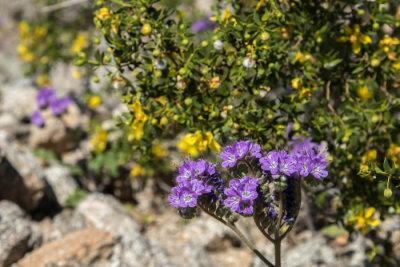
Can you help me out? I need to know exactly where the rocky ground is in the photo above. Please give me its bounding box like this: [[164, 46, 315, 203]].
[[1, 1, 400, 267]]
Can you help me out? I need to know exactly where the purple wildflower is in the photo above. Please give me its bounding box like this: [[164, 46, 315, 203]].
[[168, 179, 211, 208], [49, 97, 72, 116], [277, 151, 297, 176], [221, 145, 237, 168], [37, 88, 56, 108], [247, 141, 262, 158], [224, 176, 260, 214], [31, 110, 45, 127], [177, 161, 194, 182], [310, 158, 328, 179], [260, 151, 280, 174], [191, 17, 217, 33]]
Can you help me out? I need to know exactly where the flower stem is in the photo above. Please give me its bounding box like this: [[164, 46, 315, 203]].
[[198, 203, 274, 267]]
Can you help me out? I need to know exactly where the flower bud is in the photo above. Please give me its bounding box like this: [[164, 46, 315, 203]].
[[155, 58, 167, 70], [213, 40, 223, 50], [141, 23, 152, 35], [243, 57, 255, 68], [261, 32, 270, 41], [384, 188, 392, 198]]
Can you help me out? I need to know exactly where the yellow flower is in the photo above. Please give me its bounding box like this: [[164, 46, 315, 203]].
[[71, 33, 87, 54], [130, 164, 145, 178], [209, 76, 221, 89], [128, 99, 148, 141], [17, 44, 34, 62], [291, 77, 301, 90], [177, 131, 220, 157], [36, 75, 50, 87], [19, 21, 29, 39], [361, 149, 377, 163], [88, 96, 102, 108], [33, 27, 47, 40], [393, 59, 400, 70], [152, 143, 168, 158], [299, 88, 312, 99], [73, 70, 81, 79], [97, 8, 110, 21], [357, 85, 373, 100], [379, 35, 399, 53], [91, 128, 108, 153], [337, 24, 372, 54], [347, 207, 381, 234], [387, 143, 400, 163], [216, 8, 236, 26]]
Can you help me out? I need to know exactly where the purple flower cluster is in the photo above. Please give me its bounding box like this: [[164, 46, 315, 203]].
[[220, 141, 262, 168], [31, 88, 73, 127], [260, 146, 328, 179], [168, 159, 216, 208], [224, 176, 260, 214], [191, 17, 217, 33]]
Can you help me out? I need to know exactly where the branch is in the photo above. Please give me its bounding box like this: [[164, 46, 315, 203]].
[[39, 0, 89, 13]]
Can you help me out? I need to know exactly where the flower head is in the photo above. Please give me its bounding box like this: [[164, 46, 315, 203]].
[[37, 88, 56, 108], [347, 207, 381, 234], [49, 97, 72, 115], [337, 24, 372, 54], [31, 111, 44, 127], [191, 17, 217, 33], [224, 176, 260, 214]]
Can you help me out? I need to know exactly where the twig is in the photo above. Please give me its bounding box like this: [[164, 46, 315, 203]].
[[39, 0, 89, 13], [198, 204, 274, 267]]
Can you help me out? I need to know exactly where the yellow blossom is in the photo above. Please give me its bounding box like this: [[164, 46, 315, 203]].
[[36, 75, 50, 87], [299, 88, 312, 99], [347, 207, 381, 234], [152, 143, 168, 158], [379, 35, 399, 53], [88, 96, 102, 108], [361, 149, 377, 163], [73, 70, 81, 79], [33, 27, 47, 40], [291, 77, 301, 90], [71, 33, 88, 54], [19, 21, 29, 39], [97, 8, 110, 21], [387, 143, 400, 163], [17, 44, 34, 62], [128, 99, 148, 141], [130, 164, 145, 178], [357, 85, 373, 100], [177, 131, 220, 157], [209, 76, 221, 89], [337, 24, 371, 54], [91, 128, 108, 153]]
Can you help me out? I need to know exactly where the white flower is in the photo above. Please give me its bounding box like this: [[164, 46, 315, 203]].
[[213, 40, 223, 50], [155, 58, 167, 70], [242, 57, 255, 68]]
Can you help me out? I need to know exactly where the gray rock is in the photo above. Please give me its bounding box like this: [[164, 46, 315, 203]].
[[109, 231, 177, 267], [76, 193, 140, 236], [0, 131, 50, 212], [77, 193, 177, 267], [0, 86, 37, 121], [251, 233, 336, 267], [43, 165, 78, 205], [0, 200, 42, 267]]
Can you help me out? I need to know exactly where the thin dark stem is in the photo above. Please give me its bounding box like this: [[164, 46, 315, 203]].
[[253, 216, 275, 242], [274, 192, 283, 267], [198, 204, 274, 267]]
